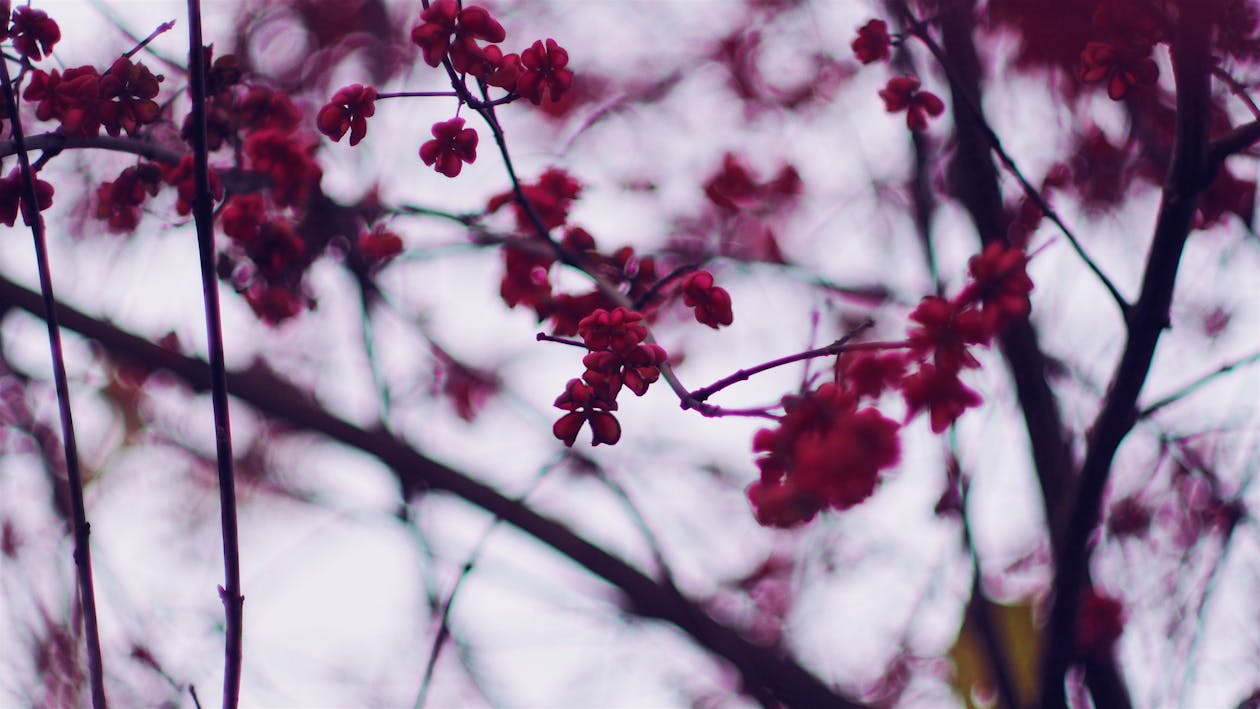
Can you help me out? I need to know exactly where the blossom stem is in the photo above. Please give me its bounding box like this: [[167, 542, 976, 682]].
[[686, 323, 890, 404]]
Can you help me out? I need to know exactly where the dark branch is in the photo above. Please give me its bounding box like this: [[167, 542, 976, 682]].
[[0, 273, 867, 709]]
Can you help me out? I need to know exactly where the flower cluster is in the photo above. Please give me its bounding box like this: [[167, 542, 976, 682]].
[[217, 193, 310, 324], [748, 243, 1033, 527], [748, 383, 901, 527], [552, 307, 667, 446], [23, 57, 164, 138]]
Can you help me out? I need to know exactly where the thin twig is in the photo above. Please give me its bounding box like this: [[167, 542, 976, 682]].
[[124, 20, 177, 59], [184, 3, 244, 707], [687, 323, 884, 403], [1211, 66, 1260, 120], [0, 50, 108, 709], [1138, 349, 1260, 419], [414, 462, 557, 708]]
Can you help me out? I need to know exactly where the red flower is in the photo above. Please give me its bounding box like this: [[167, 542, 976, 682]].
[[901, 363, 983, 433], [836, 351, 906, 400], [582, 343, 668, 397], [959, 243, 1034, 332], [244, 129, 322, 207], [317, 84, 377, 146], [220, 194, 267, 245], [487, 167, 582, 230], [545, 290, 613, 336], [469, 45, 522, 90], [681, 270, 734, 329], [1076, 588, 1125, 661], [23, 66, 103, 137], [98, 57, 163, 137], [500, 246, 555, 311], [94, 163, 162, 233], [244, 283, 305, 325], [10, 6, 60, 61], [878, 76, 945, 131], [577, 307, 647, 354], [419, 117, 478, 178], [410, 0, 506, 71], [517, 39, 574, 105], [432, 346, 501, 422], [0, 169, 54, 227], [851, 19, 891, 64], [358, 226, 404, 263], [1078, 40, 1158, 100], [243, 220, 306, 280], [906, 296, 989, 373], [162, 155, 223, 216], [552, 378, 620, 447]]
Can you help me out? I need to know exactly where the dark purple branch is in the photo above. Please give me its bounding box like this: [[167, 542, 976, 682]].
[[0, 273, 866, 708], [184, 3, 243, 707], [0, 52, 107, 709], [123, 20, 177, 59], [1040, 4, 1215, 707]]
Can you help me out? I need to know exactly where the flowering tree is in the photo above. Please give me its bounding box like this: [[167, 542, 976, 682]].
[[2, 0, 1259, 707]]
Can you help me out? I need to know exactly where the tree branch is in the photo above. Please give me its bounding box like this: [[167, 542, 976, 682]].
[[184, 3, 243, 705], [0, 273, 867, 709], [0, 47, 107, 709], [1040, 3, 1215, 706]]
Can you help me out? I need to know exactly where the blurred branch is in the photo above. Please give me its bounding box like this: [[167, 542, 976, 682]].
[[0, 273, 867, 709], [1138, 349, 1260, 419], [0, 47, 107, 709], [1041, 3, 1216, 706], [185, 3, 244, 706], [414, 463, 555, 708]]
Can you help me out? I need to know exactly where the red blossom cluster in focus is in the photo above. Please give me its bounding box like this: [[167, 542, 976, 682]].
[[552, 307, 668, 446], [747, 243, 1033, 527]]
